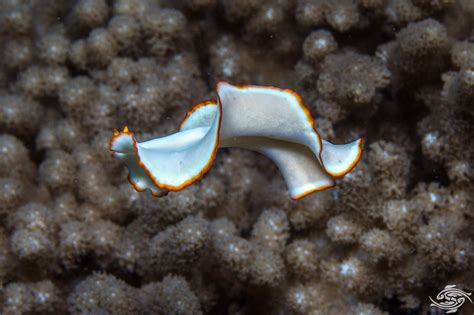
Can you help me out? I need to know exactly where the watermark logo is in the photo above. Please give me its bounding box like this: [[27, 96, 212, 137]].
[[429, 284, 472, 313]]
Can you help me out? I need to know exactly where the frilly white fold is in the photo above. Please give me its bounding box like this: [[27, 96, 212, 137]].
[[110, 82, 363, 199]]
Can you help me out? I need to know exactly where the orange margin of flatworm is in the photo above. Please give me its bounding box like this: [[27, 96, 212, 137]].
[[178, 99, 218, 130], [291, 182, 336, 200], [292, 139, 364, 199], [291, 138, 363, 199], [110, 100, 222, 193], [126, 174, 168, 197], [326, 138, 364, 178]]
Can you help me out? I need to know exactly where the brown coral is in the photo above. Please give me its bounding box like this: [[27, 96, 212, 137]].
[[0, 0, 472, 313]]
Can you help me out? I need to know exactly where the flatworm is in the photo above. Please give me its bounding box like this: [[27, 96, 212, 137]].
[[110, 82, 363, 199]]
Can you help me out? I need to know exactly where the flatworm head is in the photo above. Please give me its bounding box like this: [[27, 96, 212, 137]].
[[110, 100, 222, 194]]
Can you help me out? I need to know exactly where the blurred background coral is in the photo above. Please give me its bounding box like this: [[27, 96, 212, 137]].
[[0, 0, 473, 314]]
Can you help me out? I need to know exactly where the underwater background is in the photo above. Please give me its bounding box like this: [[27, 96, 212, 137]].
[[0, 0, 473, 314]]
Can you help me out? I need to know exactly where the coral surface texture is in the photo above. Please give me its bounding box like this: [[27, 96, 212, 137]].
[[0, 0, 473, 314]]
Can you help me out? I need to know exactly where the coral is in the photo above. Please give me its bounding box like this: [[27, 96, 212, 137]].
[[321, 255, 373, 296], [69, 39, 88, 70], [2, 37, 33, 70], [141, 8, 187, 38], [211, 233, 254, 282], [0, 134, 36, 181], [58, 220, 90, 267], [220, 0, 260, 22], [285, 239, 320, 280], [318, 52, 390, 111], [326, 213, 364, 244], [10, 228, 55, 262], [146, 215, 210, 276], [103, 57, 136, 88], [140, 275, 203, 315], [451, 40, 474, 68], [359, 228, 407, 262], [39, 149, 77, 193], [0, 177, 26, 216], [284, 189, 334, 230], [283, 282, 340, 314], [351, 302, 388, 315], [117, 77, 167, 132], [250, 208, 289, 253], [108, 15, 141, 52], [382, 199, 420, 238], [209, 35, 252, 83], [3, 280, 59, 314], [86, 28, 118, 67], [0, 227, 13, 286], [385, 0, 423, 26], [0, 3, 32, 35], [59, 76, 97, 118], [53, 192, 79, 224], [56, 119, 86, 152], [246, 4, 287, 34], [250, 246, 285, 286], [88, 220, 123, 258], [295, 0, 328, 28], [397, 19, 449, 57], [303, 30, 338, 64], [113, 0, 155, 18], [211, 221, 285, 287], [296, 0, 361, 32], [325, 0, 360, 32], [37, 31, 70, 65], [67, 273, 139, 314], [387, 18, 451, 86], [72, 0, 109, 29], [135, 186, 211, 232], [369, 140, 411, 198], [0, 94, 44, 137], [0, 0, 473, 313], [17, 65, 69, 98]]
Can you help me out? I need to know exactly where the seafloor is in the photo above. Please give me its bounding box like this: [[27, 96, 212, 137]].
[[0, 0, 473, 314]]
